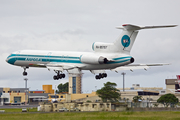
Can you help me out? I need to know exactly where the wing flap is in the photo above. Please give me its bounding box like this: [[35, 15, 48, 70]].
[[111, 66, 149, 72], [44, 62, 82, 71], [90, 70, 106, 74], [111, 63, 169, 72], [47, 66, 64, 71]]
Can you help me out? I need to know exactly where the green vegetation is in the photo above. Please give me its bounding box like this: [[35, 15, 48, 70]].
[[0, 111, 180, 120], [96, 82, 120, 102], [56, 82, 69, 93], [157, 93, 179, 107], [153, 103, 159, 107], [86, 100, 92, 102], [132, 96, 143, 107], [133, 96, 143, 103]]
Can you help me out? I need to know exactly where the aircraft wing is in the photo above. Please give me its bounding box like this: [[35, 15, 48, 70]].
[[38, 62, 83, 72], [90, 70, 106, 74], [111, 63, 169, 72]]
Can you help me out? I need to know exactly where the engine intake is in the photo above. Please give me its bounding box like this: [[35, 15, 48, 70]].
[[130, 57, 135, 63]]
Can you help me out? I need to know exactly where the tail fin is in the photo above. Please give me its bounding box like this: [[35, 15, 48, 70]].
[[92, 24, 177, 53], [114, 24, 177, 54]]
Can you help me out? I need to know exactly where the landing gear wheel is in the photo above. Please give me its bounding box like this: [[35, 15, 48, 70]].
[[53, 71, 66, 80], [62, 74, 65, 78], [58, 74, 62, 79], [23, 72, 27, 76], [102, 73, 107, 78], [95, 73, 107, 80], [95, 75, 100, 80], [99, 73, 103, 79], [53, 75, 58, 80]]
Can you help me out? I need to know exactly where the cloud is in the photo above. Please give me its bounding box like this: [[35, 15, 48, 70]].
[[0, 0, 180, 91]]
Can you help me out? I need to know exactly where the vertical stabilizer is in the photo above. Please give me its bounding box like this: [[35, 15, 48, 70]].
[[114, 24, 177, 54], [92, 24, 177, 53], [113, 28, 138, 53]]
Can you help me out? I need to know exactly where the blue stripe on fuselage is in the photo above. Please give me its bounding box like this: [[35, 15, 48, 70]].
[[112, 56, 132, 60]]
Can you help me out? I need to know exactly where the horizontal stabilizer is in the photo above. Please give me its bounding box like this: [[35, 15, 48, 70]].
[[116, 24, 177, 30]]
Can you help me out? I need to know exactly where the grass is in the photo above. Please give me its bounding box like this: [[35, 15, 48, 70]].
[[0, 111, 180, 120]]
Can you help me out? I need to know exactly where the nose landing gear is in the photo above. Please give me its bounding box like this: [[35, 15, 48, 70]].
[[22, 67, 28, 76], [95, 73, 107, 80]]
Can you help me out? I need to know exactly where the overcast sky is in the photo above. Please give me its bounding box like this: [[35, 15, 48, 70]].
[[0, 0, 180, 92]]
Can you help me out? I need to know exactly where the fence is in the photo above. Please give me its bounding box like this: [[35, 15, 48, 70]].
[[126, 101, 180, 108]]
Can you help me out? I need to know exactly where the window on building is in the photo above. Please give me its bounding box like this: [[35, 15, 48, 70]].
[[161, 91, 165, 94], [92, 104, 96, 108], [55, 104, 57, 108], [107, 104, 109, 108], [175, 84, 180, 90], [30, 91, 33, 93], [50, 95, 59, 98], [8, 91, 11, 93], [72, 77, 76, 94], [86, 95, 88, 97], [3, 98, 9, 102], [130, 87, 134, 90], [14, 97, 21, 103], [61, 96, 63, 98], [100, 104, 103, 108], [3, 91, 5, 93]]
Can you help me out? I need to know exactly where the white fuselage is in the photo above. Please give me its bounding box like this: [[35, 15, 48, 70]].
[[6, 50, 133, 70]]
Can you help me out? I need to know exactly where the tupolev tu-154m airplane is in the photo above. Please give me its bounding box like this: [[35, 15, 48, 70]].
[[6, 24, 177, 80]]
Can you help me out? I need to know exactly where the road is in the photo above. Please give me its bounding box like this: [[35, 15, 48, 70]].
[[0, 105, 38, 108]]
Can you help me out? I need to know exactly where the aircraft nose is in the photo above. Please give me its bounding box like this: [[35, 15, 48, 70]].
[[6, 58, 8, 62]]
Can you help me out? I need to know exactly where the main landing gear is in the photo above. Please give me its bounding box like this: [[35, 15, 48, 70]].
[[53, 71, 65, 80], [95, 73, 107, 80], [22, 67, 28, 76]]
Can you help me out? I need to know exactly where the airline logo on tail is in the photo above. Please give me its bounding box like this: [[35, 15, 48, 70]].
[[121, 35, 130, 47]]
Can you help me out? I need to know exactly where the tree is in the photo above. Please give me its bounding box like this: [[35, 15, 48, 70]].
[[133, 96, 143, 107], [96, 82, 120, 102], [133, 96, 143, 103], [157, 93, 179, 107], [153, 103, 159, 108], [56, 82, 69, 93]]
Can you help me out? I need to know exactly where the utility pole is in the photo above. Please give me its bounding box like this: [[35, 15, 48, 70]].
[[121, 72, 126, 92], [55, 85, 57, 101], [24, 78, 28, 88]]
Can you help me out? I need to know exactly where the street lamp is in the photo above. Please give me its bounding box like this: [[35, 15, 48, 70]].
[[121, 72, 126, 92], [24, 78, 28, 88]]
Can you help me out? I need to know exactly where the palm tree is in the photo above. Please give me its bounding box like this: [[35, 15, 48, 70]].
[[133, 96, 143, 107]]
